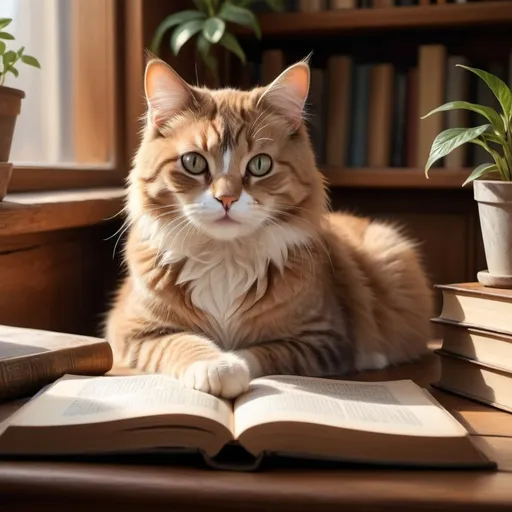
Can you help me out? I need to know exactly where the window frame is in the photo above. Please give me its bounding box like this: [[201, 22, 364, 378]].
[[7, 0, 146, 193]]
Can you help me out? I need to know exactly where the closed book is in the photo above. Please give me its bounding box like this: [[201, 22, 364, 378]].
[[299, 0, 326, 11], [434, 282, 512, 335], [261, 50, 285, 85], [417, 44, 447, 168], [444, 56, 469, 168], [433, 351, 512, 413], [391, 69, 408, 167], [405, 67, 419, 167], [348, 63, 372, 167], [369, 63, 394, 168], [325, 56, 352, 167], [0, 325, 113, 401], [432, 318, 512, 372], [329, 0, 356, 7], [308, 67, 327, 164]]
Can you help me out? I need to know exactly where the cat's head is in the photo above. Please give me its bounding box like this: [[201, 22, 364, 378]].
[[128, 57, 327, 244]]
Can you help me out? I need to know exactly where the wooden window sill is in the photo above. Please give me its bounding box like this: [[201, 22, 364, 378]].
[[0, 188, 125, 237]]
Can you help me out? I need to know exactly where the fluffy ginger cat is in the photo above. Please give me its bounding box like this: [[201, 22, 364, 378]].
[[105, 57, 433, 398]]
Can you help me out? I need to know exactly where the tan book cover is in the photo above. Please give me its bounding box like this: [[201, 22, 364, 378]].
[[0, 325, 113, 401], [417, 44, 447, 168], [434, 351, 512, 414], [435, 283, 512, 335], [369, 63, 394, 168], [261, 49, 285, 85], [299, 0, 326, 11], [432, 319, 512, 372], [329, 0, 356, 8], [445, 56, 469, 168], [0, 373, 492, 470], [325, 55, 352, 167]]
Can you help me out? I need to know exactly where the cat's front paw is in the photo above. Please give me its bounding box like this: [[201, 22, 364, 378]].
[[182, 353, 250, 399]]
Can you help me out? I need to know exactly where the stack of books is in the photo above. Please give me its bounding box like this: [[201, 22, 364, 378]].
[[432, 283, 512, 413]]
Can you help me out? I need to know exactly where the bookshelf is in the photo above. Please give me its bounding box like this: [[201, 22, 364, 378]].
[[322, 168, 473, 188], [220, 0, 512, 300], [236, 2, 512, 36]]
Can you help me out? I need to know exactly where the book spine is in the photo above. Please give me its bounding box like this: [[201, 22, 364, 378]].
[[0, 343, 113, 401], [348, 63, 371, 167], [261, 50, 285, 85], [417, 44, 447, 169], [325, 55, 352, 167], [391, 69, 408, 167], [444, 55, 469, 169], [368, 63, 394, 168]]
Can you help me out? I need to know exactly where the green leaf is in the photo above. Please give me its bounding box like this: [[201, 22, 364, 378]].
[[462, 163, 498, 186], [3, 50, 16, 65], [21, 54, 40, 68], [7, 66, 18, 77], [0, 19, 12, 30], [203, 17, 225, 44], [218, 4, 261, 38], [457, 64, 512, 121], [170, 19, 205, 56], [0, 41, 5, 55], [421, 101, 504, 135], [17, 46, 24, 57], [218, 31, 245, 64], [0, 32, 14, 40], [424, 124, 491, 176], [197, 33, 217, 72], [150, 11, 206, 54]]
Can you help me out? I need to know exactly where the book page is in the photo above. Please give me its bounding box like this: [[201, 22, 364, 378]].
[[11, 374, 232, 431], [234, 376, 466, 438]]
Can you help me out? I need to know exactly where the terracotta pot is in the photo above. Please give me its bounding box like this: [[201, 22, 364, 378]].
[[0, 84, 24, 163], [474, 180, 512, 288]]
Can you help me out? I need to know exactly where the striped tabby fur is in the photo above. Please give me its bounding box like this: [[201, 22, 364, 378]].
[[105, 58, 433, 398]]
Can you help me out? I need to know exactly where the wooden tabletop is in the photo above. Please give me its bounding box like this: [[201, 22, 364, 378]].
[[1, 342, 512, 512]]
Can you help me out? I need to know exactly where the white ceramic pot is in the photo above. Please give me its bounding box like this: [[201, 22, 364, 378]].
[[474, 180, 512, 287]]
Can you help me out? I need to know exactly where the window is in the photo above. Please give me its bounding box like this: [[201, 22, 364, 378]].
[[0, 0, 134, 192]]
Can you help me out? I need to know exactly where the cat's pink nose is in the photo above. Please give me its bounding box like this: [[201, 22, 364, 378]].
[[216, 195, 237, 211]]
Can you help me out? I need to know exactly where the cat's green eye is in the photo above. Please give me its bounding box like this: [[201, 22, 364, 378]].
[[247, 154, 272, 177], [181, 152, 208, 175]]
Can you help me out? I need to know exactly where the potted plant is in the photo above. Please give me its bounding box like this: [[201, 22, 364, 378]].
[[0, 17, 40, 200], [423, 64, 512, 288], [150, 0, 283, 86]]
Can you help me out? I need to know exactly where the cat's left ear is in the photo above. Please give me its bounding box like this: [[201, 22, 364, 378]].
[[257, 60, 310, 130], [144, 58, 194, 129]]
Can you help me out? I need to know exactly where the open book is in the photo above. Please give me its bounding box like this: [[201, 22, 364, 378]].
[[0, 373, 493, 470]]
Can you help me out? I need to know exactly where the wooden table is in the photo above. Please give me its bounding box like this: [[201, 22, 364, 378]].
[[1, 343, 512, 511]]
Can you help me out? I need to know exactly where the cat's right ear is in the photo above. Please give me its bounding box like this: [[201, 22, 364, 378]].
[[144, 59, 193, 129]]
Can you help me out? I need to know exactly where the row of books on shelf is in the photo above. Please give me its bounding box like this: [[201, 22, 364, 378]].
[[433, 283, 512, 413], [256, 0, 476, 12], [239, 45, 512, 169]]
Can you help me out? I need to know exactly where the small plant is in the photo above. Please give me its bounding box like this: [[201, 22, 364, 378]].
[[423, 64, 512, 186], [0, 18, 40, 86], [150, 0, 283, 83]]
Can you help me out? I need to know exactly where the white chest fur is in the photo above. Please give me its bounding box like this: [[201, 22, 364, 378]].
[[139, 214, 311, 348]]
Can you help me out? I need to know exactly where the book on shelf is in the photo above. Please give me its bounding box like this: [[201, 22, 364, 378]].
[[254, 43, 512, 172], [433, 350, 512, 413], [0, 373, 494, 470], [0, 325, 113, 402], [434, 283, 512, 335], [432, 282, 512, 414], [432, 319, 512, 371]]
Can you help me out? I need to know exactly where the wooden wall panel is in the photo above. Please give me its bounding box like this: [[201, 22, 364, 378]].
[[0, 223, 121, 337]]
